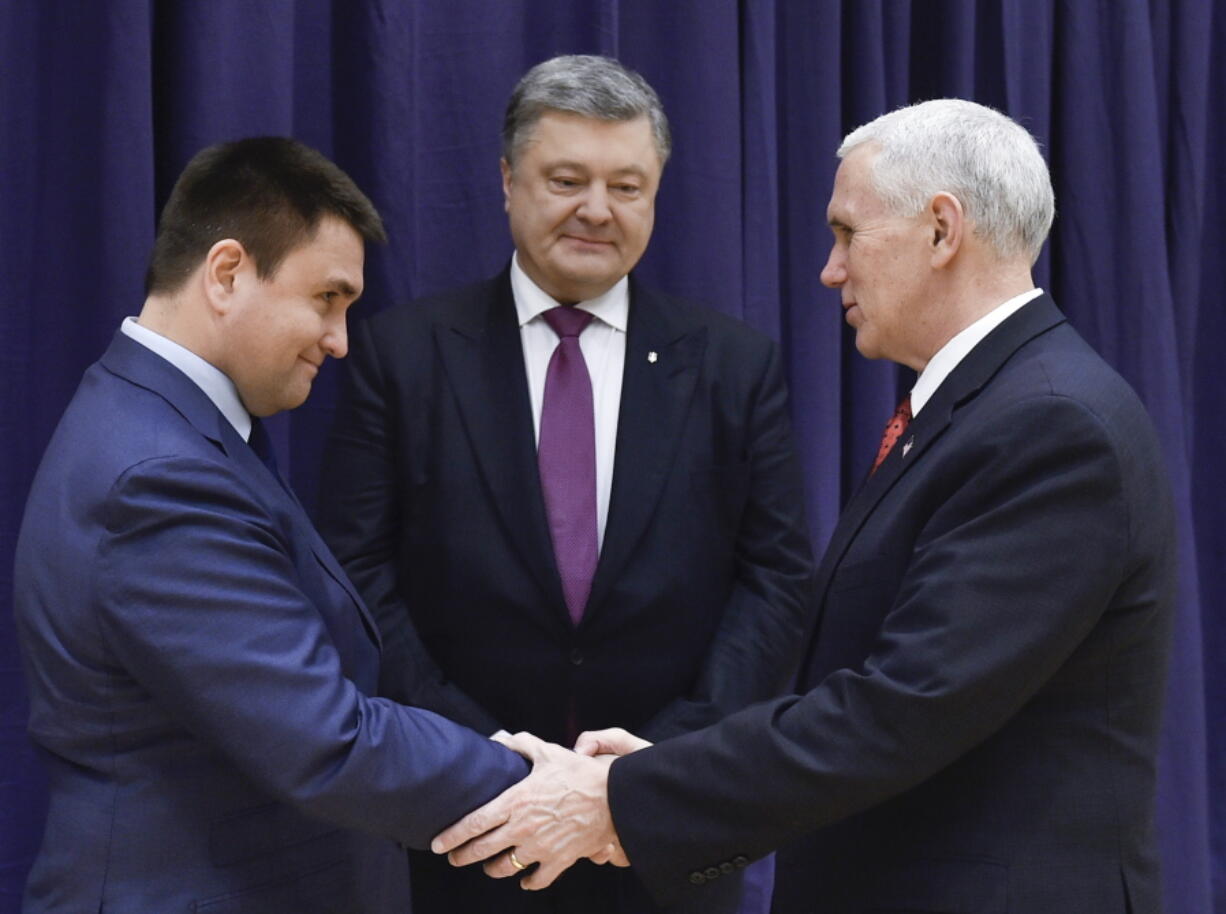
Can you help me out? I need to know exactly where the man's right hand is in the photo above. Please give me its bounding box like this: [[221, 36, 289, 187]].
[[574, 727, 652, 757], [433, 731, 628, 889]]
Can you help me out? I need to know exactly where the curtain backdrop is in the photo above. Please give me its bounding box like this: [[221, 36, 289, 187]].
[[2, 2, 1220, 912]]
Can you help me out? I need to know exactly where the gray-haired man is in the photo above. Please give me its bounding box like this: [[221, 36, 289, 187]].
[[319, 55, 815, 914]]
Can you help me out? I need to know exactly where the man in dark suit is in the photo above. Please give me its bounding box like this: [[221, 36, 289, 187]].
[[434, 99, 1177, 914], [317, 55, 815, 913], [12, 137, 528, 914]]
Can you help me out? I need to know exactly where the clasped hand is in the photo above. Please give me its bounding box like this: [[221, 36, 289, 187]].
[[431, 727, 651, 890]]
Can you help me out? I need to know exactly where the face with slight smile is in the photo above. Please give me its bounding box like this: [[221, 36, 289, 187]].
[[820, 146, 934, 370], [502, 111, 661, 304], [219, 216, 365, 416]]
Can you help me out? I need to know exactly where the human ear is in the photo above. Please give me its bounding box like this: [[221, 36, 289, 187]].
[[929, 192, 964, 268], [201, 239, 248, 313], [500, 158, 513, 213]]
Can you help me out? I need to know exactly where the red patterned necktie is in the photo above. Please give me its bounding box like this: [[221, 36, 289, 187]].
[[871, 395, 912, 475], [538, 306, 598, 624]]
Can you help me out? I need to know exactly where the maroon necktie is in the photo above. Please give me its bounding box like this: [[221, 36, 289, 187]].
[[538, 306, 598, 624], [871, 395, 912, 475]]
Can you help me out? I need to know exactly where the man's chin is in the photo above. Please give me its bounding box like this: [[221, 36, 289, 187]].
[[255, 386, 311, 418], [853, 333, 882, 361], [549, 262, 630, 301], [284, 387, 312, 412]]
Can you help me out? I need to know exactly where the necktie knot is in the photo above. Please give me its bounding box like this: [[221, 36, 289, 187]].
[[543, 306, 594, 339], [248, 418, 277, 472]]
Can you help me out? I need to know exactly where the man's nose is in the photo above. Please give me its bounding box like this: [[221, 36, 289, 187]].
[[322, 316, 348, 360], [820, 245, 846, 288], [577, 183, 612, 223]]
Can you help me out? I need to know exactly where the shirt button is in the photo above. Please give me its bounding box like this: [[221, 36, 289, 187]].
[[732, 855, 750, 868], [720, 861, 735, 875], [704, 866, 721, 880], [688, 871, 706, 885], [569, 649, 584, 666]]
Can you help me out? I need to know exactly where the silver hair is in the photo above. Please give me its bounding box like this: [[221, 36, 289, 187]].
[[839, 98, 1055, 263], [502, 55, 671, 167]]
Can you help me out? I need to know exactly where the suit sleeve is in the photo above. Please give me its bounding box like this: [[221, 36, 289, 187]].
[[94, 455, 526, 849], [638, 338, 816, 742], [317, 316, 502, 736], [608, 394, 1142, 905]]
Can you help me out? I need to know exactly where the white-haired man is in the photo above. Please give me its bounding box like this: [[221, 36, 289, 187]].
[[435, 98, 1177, 914]]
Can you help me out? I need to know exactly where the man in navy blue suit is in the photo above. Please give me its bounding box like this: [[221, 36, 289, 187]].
[[12, 137, 527, 913], [317, 55, 815, 914], [435, 99, 1177, 914]]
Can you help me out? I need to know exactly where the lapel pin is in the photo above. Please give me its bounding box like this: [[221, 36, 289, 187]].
[[902, 436, 914, 457], [647, 351, 658, 363]]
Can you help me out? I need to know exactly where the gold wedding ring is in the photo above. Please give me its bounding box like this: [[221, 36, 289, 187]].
[[509, 850, 529, 871]]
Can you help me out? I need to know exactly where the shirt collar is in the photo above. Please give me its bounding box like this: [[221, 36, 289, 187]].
[[911, 288, 1044, 416], [510, 252, 629, 332], [121, 316, 253, 440]]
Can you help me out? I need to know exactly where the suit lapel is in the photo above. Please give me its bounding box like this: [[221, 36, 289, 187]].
[[101, 331, 234, 452], [101, 331, 383, 649], [432, 276, 571, 630], [585, 281, 705, 621], [219, 420, 383, 649], [808, 296, 1068, 642]]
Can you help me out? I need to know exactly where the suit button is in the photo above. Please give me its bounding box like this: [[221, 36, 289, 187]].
[[720, 861, 735, 875], [704, 866, 721, 880], [732, 855, 750, 868], [569, 649, 584, 666], [688, 871, 706, 885]]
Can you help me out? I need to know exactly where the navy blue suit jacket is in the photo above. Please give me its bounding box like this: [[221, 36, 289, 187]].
[[318, 271, 815, 912], [13, 332, 527, 913], [607, 296, 1176, 914]]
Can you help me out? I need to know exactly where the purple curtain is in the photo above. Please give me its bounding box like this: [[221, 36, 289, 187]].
[[1, 2, 1219, 912]]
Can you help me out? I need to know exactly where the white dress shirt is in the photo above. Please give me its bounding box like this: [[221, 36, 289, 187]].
[[121, 317, 253, 440], [510, 253, 626, 552], [910, 288, 1044, 416]]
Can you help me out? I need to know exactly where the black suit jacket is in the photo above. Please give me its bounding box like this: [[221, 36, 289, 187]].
[[319, 270, 815, 912], [606, 296, 1176, 914]]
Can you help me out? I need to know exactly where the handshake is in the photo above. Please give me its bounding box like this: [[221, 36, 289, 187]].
[[431, 727, 653, 890]]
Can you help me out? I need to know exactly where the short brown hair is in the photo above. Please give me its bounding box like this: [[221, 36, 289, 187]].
[[144, 137, 386, 295]]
